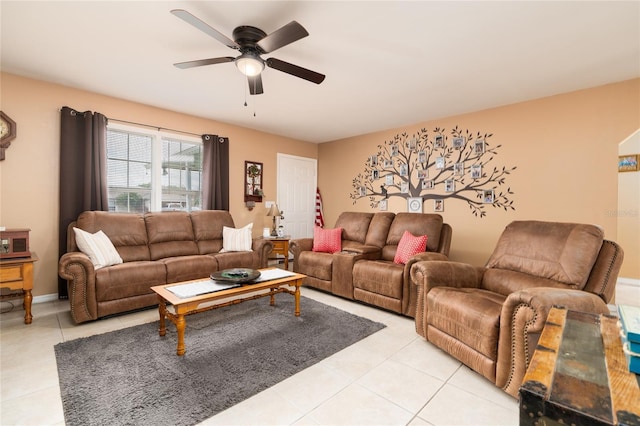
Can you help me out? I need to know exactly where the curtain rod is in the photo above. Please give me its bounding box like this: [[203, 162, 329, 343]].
[[58, 108, 205, 138], [107, 117, 202, 138]]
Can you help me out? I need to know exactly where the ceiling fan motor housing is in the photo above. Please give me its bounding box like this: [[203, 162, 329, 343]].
[[233, 26, 267, 54]]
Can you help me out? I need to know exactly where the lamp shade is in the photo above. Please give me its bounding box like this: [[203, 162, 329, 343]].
[[235, 54, 265, 77], [266, 204, 281, 217]]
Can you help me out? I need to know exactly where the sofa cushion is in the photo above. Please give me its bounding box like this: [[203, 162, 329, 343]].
[[76, 211, 150, 261], [73, 227, 123, 269], [161, 255, 218, 283], [383, 213, 443, 260], [94, 261, 166, 302], [334, 212, 374, 244], [191, 210, 235, 254], [214, 251, 260, 270], [313, 227, 342, 253], [221, 223, 253, 252], [353, 260, 404, 300], [145, 212, 199, 260], [298, 251, 333, 281], [427, 287, 505, 360], [364, 212, 395, 247], [485, 221, 604, 289], [393, 230, 428, 264], [482, 268, 574, 296]]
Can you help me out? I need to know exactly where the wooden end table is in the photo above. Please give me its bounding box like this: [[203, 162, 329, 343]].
[[0, 252, 38, 324], [151, 268, 305, 356], [265, 235, 291, 269]]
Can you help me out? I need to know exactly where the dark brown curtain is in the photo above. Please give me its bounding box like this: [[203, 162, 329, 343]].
[[202, 134, 229, 210], [58, 106, 108, 298]]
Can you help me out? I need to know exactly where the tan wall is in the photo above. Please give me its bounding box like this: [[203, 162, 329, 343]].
[[319, 79, 640, 277], [0, 72, 318, 297], [618, 130, 640, 278]]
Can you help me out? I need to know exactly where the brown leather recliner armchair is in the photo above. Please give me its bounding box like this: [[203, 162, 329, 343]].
[[411, 220, 624, 398]]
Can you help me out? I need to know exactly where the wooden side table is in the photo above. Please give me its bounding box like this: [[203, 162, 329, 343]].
[[265, 236, 291, 269], [0, 252, 38, 324]]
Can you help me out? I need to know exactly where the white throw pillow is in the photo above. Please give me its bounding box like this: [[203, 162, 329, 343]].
[[73, 227, 123, 270], [221, 223, 253, 252]]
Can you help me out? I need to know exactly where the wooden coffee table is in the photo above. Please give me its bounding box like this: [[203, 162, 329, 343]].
[[151, 268, 305, 356]]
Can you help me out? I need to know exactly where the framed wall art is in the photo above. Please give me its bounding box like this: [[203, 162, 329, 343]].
[[618, 154, 639, 172], [408, 197, 422, 213], [244, 161, 263, 203]]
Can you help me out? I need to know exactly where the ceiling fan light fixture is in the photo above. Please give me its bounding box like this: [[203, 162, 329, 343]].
[[235, 54, 265, 77]]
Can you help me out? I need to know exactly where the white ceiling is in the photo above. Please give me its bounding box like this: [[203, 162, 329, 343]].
[[1, 1, 639, 143]]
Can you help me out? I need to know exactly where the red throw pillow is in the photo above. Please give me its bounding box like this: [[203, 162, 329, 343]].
[[393, 230, 428, 264], [312, 227, 343, 253]]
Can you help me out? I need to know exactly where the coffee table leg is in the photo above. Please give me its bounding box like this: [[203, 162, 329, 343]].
[[158, 297, 167, 337], [294, 281, 301, 317], [176, 314, 186, 356], [270, 288, 277, 306]]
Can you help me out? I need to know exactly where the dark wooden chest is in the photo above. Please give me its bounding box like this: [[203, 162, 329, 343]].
[[519, 307, 640, 426]]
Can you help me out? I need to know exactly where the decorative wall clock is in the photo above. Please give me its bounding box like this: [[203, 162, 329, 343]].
[[0, 111, 17, 161]]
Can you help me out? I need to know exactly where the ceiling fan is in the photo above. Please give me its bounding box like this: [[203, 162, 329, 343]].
[[171, 9, 325, 95]]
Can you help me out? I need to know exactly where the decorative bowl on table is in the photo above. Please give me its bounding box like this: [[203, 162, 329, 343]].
[[210, 268, 261, 284]]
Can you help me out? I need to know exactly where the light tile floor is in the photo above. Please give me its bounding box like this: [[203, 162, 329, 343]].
[[1, 280, 638, 426]]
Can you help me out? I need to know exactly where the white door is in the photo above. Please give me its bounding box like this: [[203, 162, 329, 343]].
[[277, 154, 317, 239]]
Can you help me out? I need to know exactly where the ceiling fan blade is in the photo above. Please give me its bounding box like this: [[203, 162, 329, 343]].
[[171, 9, 239, 49], [266, 58, 325, 84], [174, 57, 235, 69], [257, 21, 308, 53], [248, 74, 264, 95]]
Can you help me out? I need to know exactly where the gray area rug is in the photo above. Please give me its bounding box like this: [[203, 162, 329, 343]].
[[55, 295, 385, 426]]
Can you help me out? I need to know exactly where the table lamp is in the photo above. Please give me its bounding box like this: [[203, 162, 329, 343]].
[[266, 204, 281, 237]]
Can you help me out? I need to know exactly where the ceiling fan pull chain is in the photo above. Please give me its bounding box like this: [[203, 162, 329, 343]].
[[243, 74, 248, 107], [253, 79, 257, 117]]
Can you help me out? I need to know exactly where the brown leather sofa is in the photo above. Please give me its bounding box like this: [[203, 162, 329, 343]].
[[290, 212, 452, 316], [59, 210, 272, 324], [411, 220, 624, 397]]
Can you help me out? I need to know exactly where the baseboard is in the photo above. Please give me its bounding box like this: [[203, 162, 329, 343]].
[[617, 277, 640, 287], [33, 293, 60, 304]]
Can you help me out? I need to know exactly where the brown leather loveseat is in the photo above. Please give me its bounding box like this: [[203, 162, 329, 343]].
[[59, 210, 272, 324], [411, 220, 624, 397], [290, 212, 452, 317]]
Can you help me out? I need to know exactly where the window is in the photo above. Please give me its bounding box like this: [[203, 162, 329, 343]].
[[106, 123, 202, 213]]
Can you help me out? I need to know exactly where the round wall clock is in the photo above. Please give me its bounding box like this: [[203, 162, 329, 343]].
[[0, 111, 17, 160]]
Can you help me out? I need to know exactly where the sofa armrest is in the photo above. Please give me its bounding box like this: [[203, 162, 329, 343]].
[[289, 238, 313, 272], [411, 261, 484, 337], [252, 238, 273, 268], [58, 251, 98, 323], [411, 261, 483, 292], [497, 287, 610, 397], [401, 252, 450, 316], [339, 245, 381, 256]]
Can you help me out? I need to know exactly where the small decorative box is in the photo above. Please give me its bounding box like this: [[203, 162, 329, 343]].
[[618, 304, 640, 374]]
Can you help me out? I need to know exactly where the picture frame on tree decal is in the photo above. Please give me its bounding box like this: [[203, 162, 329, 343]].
[[471, 164, 482, 179], [434, 134, 444, 148], [408, 197, 423, 213], [434, 199, 444, 212], [452, 136, 465, 149]]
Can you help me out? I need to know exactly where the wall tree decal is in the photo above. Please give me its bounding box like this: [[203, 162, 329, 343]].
[[350, 126, 517, 217]]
